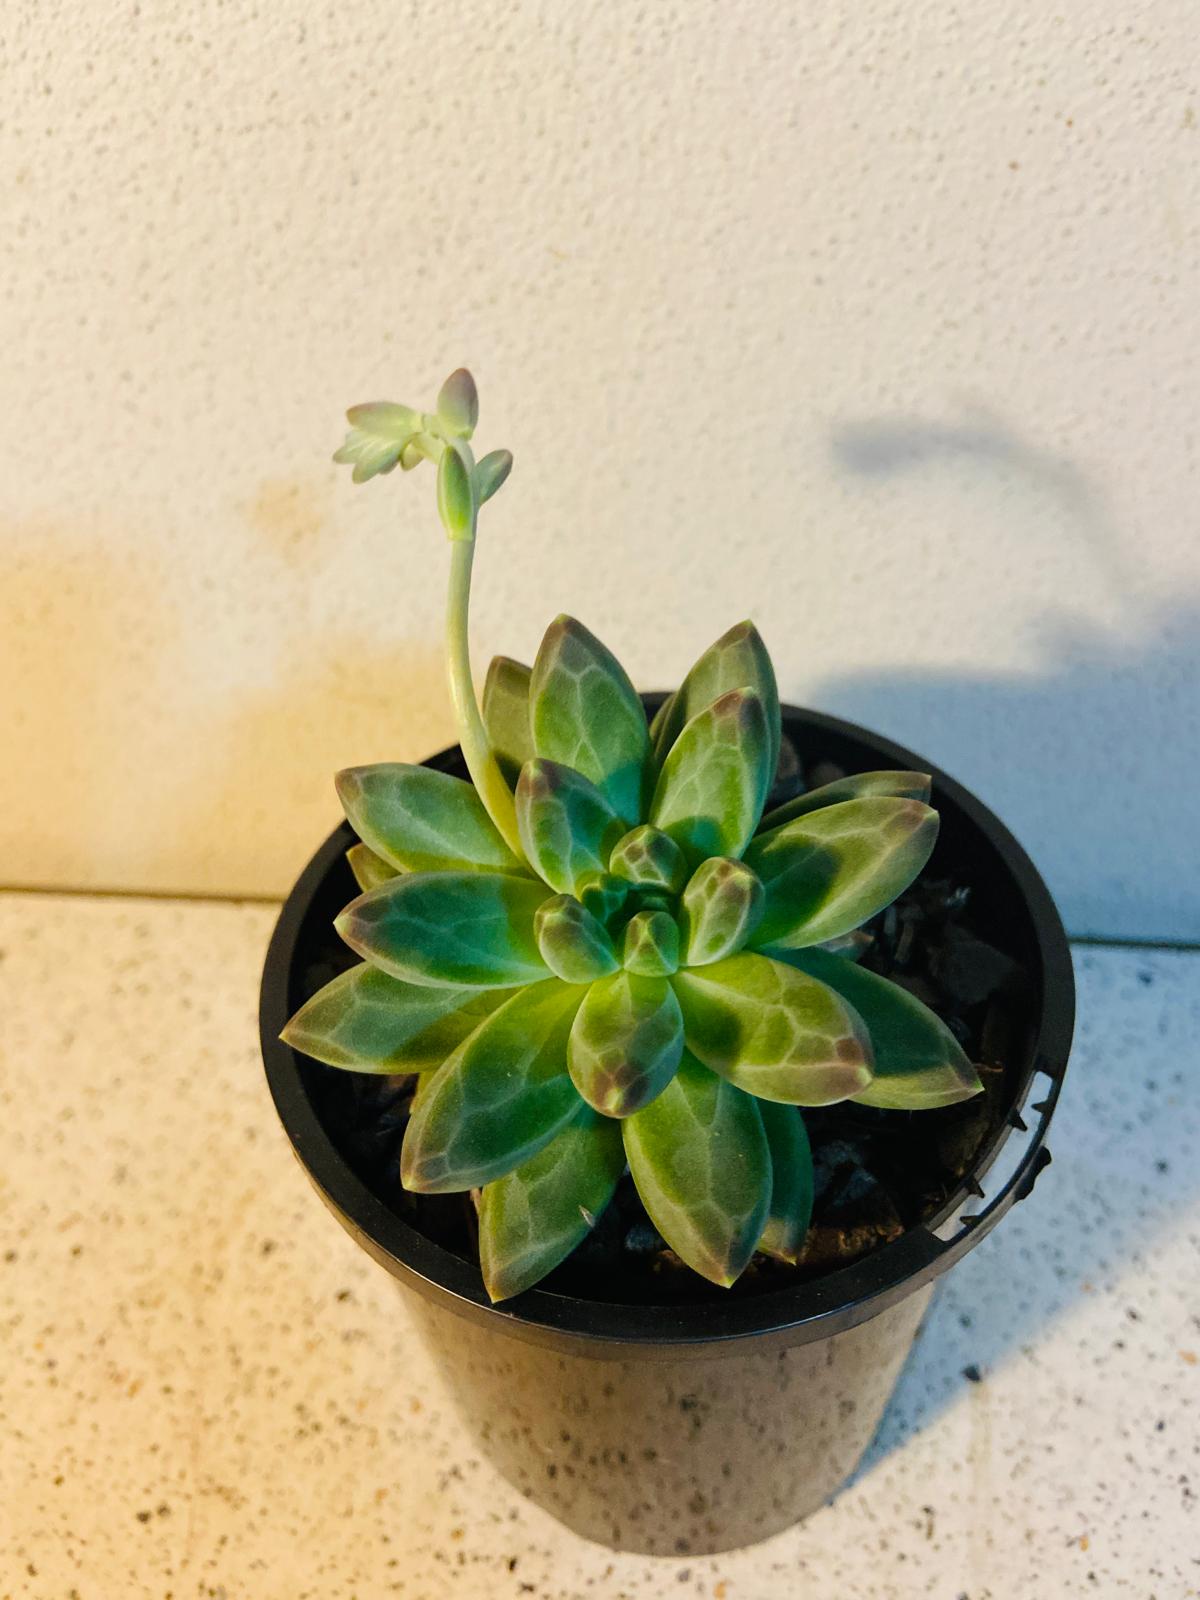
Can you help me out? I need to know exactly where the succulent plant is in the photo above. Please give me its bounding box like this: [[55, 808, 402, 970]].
[[283, 369, 983, 1302]]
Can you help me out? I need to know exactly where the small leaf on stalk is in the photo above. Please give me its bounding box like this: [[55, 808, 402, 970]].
[[475, 448, 513, 504], [437, 444, 475, 540], [623, 1052, 770, 1288], [568, 971, 684, 1117], [401, 980, 585, 1192], [651, 620, 780, 782], [535, 894, 620, 983], [758, 770, 932, 834], [649, 688, 772, 867], [776, 947, 983, 1109], [622, 909, 680, 977], [746, 797, 939, 950], [281, 964, 511, 1073], [436, 368, 479, 439], [478, 1110, 626, 1301], [516, 758, 624, 895], [334, 401, 423, 483], [335, 764, 523, 876], [678, 856, 765, 966], [346, 843, 399, 893], [530, 616, 650, 825], [672, 952, 873, 1105], [608, 825, 687, 894], [336, 871, 551, 988], [483, 656, 533, 787], [756, 1102, 813, 1263]]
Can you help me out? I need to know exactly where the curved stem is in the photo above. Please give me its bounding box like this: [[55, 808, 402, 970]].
[[446, 538, 526, 862]]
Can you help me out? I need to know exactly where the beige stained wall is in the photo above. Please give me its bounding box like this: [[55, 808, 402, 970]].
[[2, 2, 1198, 938]]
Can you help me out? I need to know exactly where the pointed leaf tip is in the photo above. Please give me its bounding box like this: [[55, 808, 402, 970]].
[[475, 449, 513, 504]]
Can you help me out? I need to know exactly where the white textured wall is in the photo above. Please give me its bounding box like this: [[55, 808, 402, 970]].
[[3, 1, 1197, 938]]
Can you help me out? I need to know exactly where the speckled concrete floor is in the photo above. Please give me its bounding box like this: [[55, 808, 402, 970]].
[[1, 893, 1197, 1599]]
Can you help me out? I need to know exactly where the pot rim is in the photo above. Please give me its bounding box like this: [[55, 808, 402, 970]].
[[260, 703, 1074, 1359]]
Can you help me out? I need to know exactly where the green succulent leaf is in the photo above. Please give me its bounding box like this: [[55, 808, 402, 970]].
[[399, 439, 424, 470], [649, 688, 772, 868], [335, 764, 524, 877], [482, 656, 533, 788], [400, 980, 585, 1192], [333, 402, 423, 482], [759, 770, 933, 834], [478, 1110, 626, 1302], [281, 964, 511, 1073], [576, 871, 630, 925], [651, 620, 780, 784], [623, 1052, 771, 1288], [672, 952, 873, 1105], [437, 444, 475, 540], [516, 758, 624, 895], [475, 448, 513, 504], [336, 871, 551, 988], [678, 856, 765, 966], [757, 1102, 814, 1263], [436, 368, 479, 439], [776, 947, 983, 1109], [622, 909, 680, 977], [608, 825, 687, 894], [346, 843, 399, 893], [530, 616, 650, 826], [568, 971, 684, 1117], [746, 797, 939, 950], [535, 895, 620, 983]]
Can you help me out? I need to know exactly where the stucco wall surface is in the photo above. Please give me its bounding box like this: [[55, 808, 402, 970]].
[[2, 2, 1197, 937]]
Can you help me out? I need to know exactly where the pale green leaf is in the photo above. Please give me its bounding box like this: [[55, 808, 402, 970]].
[[336, 871, 551, 988], [401, 980, 585, 1192], [608, 825, 687, 894], [649, 688, 772, 867], [757, 1102, 813, 1263], [478, 1110, 625, 1301], [333, 402, 423, 483], [475, 448, 513, 504], [516, 758, 624, 895], [281, 964, 511, 1073], [759, 770, 932, 834], [346, 843, 399, 893], [678, 856, 765, 966], [622, 909, 680, 977], [651, 620, 780, 784], [437, 444, 475, 539], [482, 656, 533, 788], [335, 764, 524, 876], [567, 971, 684, 1117], [535, 894, 620, 983], [530, 616, 650, 826], [623, 1052, 770, 1287], [776, 948, 983, 1109], [746, 797, 939, 949], [672, 952, 873, 1105], [436, 368, 478, 439]]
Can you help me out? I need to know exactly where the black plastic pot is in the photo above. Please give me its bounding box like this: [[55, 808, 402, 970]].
[[260, 704, 1074, 1555]]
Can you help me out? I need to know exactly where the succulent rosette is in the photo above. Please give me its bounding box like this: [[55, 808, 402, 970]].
[[283, 371, 983, 1301]]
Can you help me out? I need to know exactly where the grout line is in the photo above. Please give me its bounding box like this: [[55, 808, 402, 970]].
[[0, 882, 285, 908], [1, 882, 1199, 953]]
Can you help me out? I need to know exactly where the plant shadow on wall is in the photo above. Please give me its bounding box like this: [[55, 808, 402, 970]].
[[818, 408, 1200, 943], [815, 410, 1200, 1479]]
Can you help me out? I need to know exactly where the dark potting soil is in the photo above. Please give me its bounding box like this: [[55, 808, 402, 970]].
[[297, 738, 1032, 1306]]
